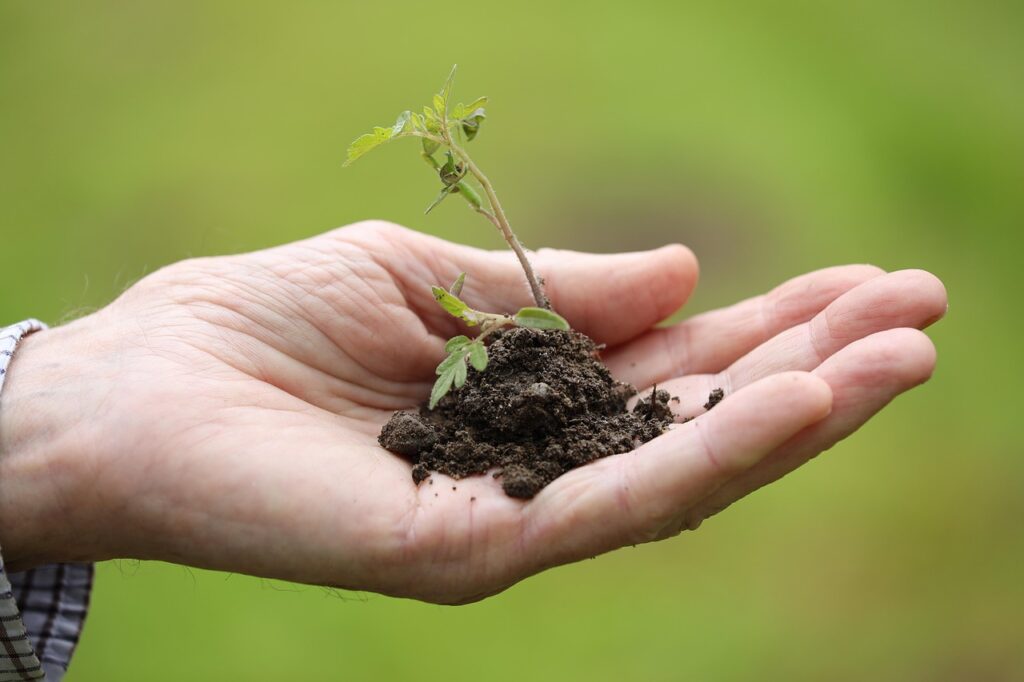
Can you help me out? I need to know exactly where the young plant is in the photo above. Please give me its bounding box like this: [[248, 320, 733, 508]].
[[345, 66, 570, 408]]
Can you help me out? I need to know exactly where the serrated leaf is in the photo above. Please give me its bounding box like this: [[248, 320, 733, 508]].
[[445, 335, 470, 352], [514, 307, 570, 330], [430, 286, 479, 325], [468, 341, 488, 371], [429, 369, 455, 409], [432, 94, 445, 117], [449, 272, 466, 296], [436, 348, 467, 375], [343, 120, 406, 166], [453, 358, 468, 388], [344, 131, 386, 166]]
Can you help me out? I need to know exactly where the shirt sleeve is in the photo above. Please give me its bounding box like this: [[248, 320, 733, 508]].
[[1, 320, 94, 681]]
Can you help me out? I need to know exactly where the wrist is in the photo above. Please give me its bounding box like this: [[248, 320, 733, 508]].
[[0, 317, 111, 569]]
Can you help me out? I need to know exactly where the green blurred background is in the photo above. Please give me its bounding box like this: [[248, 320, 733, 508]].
[[2, 1, 1021, 680]]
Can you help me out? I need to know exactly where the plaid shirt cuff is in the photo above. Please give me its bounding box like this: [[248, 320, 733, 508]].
[[1, 320, 94, 681]]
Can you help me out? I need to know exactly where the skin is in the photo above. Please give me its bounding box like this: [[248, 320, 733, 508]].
[[0, 221, 946, 604]]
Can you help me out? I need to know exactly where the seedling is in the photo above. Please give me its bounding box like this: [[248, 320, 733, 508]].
[[363, 67, 679, 497], [345, 66, 569, 407]]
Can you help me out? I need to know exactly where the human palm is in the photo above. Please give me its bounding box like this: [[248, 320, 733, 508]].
[[1, 221, 945, 604]]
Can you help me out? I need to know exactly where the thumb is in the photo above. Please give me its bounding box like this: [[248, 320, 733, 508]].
[[450, 242, 700, 346]]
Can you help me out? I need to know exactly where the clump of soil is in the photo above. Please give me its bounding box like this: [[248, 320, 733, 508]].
[[704, 387, 724, 411], [379, 327, 675, 499]]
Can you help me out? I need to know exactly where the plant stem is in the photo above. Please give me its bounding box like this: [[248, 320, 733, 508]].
[[434, 127, 550, 310], [458, 154, 550, 309]]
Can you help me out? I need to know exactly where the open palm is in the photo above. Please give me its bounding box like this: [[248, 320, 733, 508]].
[[11, 221, 945, 604]]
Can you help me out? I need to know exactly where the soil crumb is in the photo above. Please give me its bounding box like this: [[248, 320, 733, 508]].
[[704, 387, 724, 410], [378, 327, 674, 499]]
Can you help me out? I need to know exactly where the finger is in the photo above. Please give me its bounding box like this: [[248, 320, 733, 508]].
[[523, 372, 832, 566], [340, 222, 700, 347], [683, 328, 937, 529], [460, 244, 701, 346], [724, 269, 946, 387], [606, 264, 885, 386], [641, 269, 947, 419]]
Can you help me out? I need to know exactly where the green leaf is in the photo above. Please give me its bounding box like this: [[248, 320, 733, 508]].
[[422, 106, 440, 131], [435, 64, 457, 118], [430, 286, 479, 325], [431, 286, 470, 316], [456, 179, 484, 209], [391, 110, 411, 136], [445, 335, 470, 352], [429, 369, 455, 409], [468, 341, 488, 371], [460, 107, 486, 141], [463, 96, 488, 113], [426, 152, 466, 213], [431, 341, 473, 407], [422, 136, 440, 156], [438, 150, 464, 186], [453, 357, 468, 388], [424, 185, 456, 214], [343, 130, 388, 166], [449, 272, 466, 296], [343, 114, 417, 167], [436, 348, 467, 375], [453, 97, 488, 120], [514, 307, 570, 330]]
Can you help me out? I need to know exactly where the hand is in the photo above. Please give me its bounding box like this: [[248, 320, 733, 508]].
[[0, 221, 946, 603]]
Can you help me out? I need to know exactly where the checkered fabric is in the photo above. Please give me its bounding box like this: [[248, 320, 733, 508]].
[[1, 320, 93, 681]]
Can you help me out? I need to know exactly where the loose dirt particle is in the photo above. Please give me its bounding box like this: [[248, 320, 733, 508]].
[[704, 388, 725, 410]]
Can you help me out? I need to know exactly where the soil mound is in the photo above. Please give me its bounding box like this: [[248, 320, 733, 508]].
[[379, 327, 674, 498]]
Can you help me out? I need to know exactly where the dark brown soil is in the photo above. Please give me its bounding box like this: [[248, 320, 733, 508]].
[[704, 387, 724, 410], [378, 327, 677, 499]]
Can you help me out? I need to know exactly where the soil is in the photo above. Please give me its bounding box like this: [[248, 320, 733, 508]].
[[704, 387, 724, 411], [379, 326, 681, 499]]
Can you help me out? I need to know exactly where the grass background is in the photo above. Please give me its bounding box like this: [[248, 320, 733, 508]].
[[1, 1, 1021, 679]]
